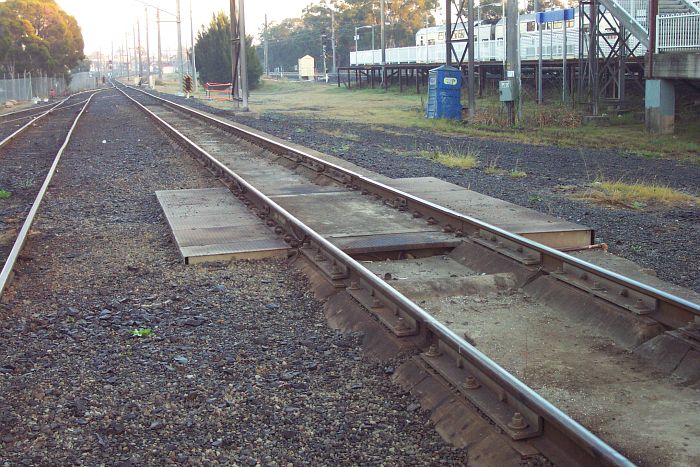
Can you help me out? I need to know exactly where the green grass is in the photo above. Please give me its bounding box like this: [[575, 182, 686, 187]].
[[510, 170, 527, 178], [581, 180, 700, 208], [131, 327, 154, 337], [148, 77, 700, 162], [0, 190, 11, 199]]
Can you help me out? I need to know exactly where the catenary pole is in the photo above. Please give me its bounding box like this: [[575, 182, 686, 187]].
[[264, 14, 269, 75], [468, 0, 475, 118], [157, 8, 163, 79], [229, 0, 239, 102], [331, 9, 337, 75], [176, 0, 184, 95], [137, 19, 142, 81], [190, 0, 198, 92], [380, 0, 386, 88], [537, 0, 542, 104], [145, 7, 151, 86], [125, 32, 130, 80], [239, 0, 249, 111]]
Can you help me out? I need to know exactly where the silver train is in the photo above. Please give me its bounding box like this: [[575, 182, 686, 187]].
[[350, 9, 645, 65]]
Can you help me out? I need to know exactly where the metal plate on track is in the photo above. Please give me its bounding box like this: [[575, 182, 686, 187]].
[[156, 188, 288, 264], [384, 177, 593, 249]]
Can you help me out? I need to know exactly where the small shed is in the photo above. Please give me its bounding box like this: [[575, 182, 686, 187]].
[[298, 55, 315, 80]]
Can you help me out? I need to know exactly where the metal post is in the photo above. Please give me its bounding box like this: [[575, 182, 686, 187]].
[[189, 0, 197, 92], [157, 8, 163, 80], [229, 0, 239, 102], [590, 0, 599, 115], [133, 26, 138, 83], [331, 9, 337, 75], [446, 0, 452, 65], [505, 0, 519, 125], [126, 32, 130, 80], [137, 19, 142, 81], [264, 14, 269, 75], [145, 7, 151, 86], [239, 0, 249, 111], [537, 0, 542, 104], [354, 26, 359, 57], [380, 0, 386, 88], [563, 12, 567, 103], [468, 0, 475, 118], [176, 0, 184, 96]]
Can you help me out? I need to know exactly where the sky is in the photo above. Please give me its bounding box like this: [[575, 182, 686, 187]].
[[55, 0, 335, 56]]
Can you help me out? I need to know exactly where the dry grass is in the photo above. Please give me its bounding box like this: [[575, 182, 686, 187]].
[[510, 170, 527, 178], [419, 146, 479, 169], [582, 180, 699, 208]]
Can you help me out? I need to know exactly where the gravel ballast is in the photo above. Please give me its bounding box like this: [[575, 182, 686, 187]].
[[0, 90, 466, 464], [153, 91, 700, 293]]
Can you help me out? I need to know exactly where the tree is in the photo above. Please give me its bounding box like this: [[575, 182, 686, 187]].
[[257, 0, 438, 71], [0, 0, 84, 75], [194, 12, 262, 89]]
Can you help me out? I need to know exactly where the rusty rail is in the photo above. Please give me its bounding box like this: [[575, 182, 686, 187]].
[[0, 91, 99, 299], [118, 84, 635, 466]]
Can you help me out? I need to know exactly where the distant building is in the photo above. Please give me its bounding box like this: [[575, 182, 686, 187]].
[[298, 55, 315, 80]]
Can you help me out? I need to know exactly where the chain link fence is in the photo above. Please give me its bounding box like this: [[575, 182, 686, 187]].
[[1, 72, 99, 104]]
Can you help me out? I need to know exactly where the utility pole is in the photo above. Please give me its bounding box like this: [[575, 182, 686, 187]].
[[505, 0, 520, 125], [125, 32, 130, 80], [380, 0, 386, 88], [157, 8, 163, 80], [133, 26, 137, 82], [176, 0, 184, 95], [229, 0, 239, 101], [321, 35, 327, 77], [468, 0, 475, 118], [264, 14, 269, 75], [145, 7, 151, 86], [189, 0, 198, 92], [446, 0, 451, 65], [537, 0, 542, 104], [331, 9, 337, 75], [137, 19, 143, 81], [239, 0, 249, 111]]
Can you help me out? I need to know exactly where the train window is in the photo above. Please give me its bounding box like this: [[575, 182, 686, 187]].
[[566, 19, 574, 28], [428, 39, 436, 45], [526, 21, 536, 32], [553, 21, 563, 29], [438, 32, 445, 40], [455, 31, 466, 39]]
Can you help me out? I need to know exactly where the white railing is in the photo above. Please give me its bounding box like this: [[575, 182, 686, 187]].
[[349, 29, 646, 66], [657, 13, 700, 50], [614, 0, 649, 27]]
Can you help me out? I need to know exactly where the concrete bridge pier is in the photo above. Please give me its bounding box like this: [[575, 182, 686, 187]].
[[645, 79, 675, 134]]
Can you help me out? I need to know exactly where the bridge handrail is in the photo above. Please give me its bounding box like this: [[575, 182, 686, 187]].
[[656, 12, 700, 51]]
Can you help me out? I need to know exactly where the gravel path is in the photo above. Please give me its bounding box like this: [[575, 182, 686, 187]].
[[0, 90, 467, 464], [153, 92, 700, 293]]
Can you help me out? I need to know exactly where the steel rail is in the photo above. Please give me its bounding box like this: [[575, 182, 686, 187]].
[[0, 91, 99, 299], [117, 84, 633, 467], [0, 101, 57, 121], [0, 89, 101, 150], [124, 85, 700, 329]]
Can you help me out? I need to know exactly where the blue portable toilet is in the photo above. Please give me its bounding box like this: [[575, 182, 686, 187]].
[[425, 65, 462, 120]]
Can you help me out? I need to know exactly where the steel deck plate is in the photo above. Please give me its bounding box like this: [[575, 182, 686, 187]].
[[384, 177, 593, 249], [156, 188, 288, 264]]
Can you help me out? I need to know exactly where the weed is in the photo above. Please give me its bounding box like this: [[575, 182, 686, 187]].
[[17, 177, 34, 189], [581, 179, 699, 208], [528, 195, 543, 203], [630, 244, 643, 252], [0, 190, 11, 199], [484, 158, 505, 175], [510, 169, 527, 179], [294, 127, 305, 134], [131, 327, 153, 337], [419, 144, 479, 169]]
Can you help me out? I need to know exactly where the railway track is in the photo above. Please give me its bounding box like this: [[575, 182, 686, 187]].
[[115, 84, 700, 465], [0, 90, 99, 297]]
